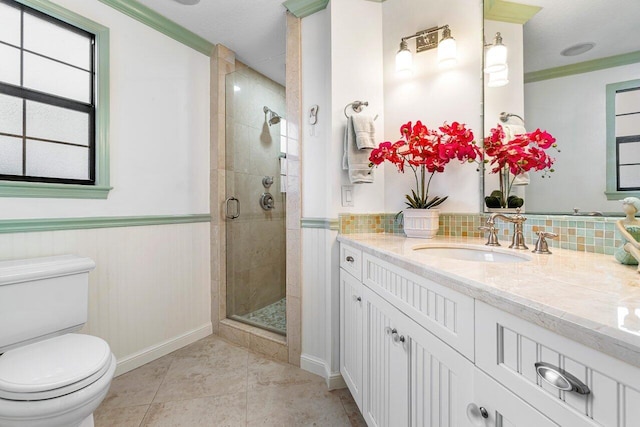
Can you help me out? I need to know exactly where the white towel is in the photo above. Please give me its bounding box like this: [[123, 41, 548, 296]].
[[342, 116, 374, 184], [502, 122, 530, 185], [351, 114, 376, 149]]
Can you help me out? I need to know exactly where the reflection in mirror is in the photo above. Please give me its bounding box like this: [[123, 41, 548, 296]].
[[484, 0, 640, 215]]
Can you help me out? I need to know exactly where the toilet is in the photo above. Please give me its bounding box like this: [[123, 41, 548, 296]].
[[0, 255, 116, 427]]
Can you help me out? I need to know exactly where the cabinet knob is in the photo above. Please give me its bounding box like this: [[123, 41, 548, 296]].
[[346, 256, 355, 263], [466, 403, 489, 425], [353, 295, 362, 302], [535, 362, 590, 395]]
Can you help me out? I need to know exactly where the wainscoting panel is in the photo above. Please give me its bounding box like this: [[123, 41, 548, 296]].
[[0, 222, 211, 375]]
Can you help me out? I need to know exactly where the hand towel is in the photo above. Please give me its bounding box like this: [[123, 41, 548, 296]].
[[351, 114, 376, 149], [343, 116, 374, 184], [502, 122, 530, 185]]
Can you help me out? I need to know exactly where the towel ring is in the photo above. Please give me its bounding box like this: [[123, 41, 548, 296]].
[[344, 101, 369, 118], [499, 112, 524, 124]]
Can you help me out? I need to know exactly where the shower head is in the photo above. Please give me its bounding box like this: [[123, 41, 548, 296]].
[[263, 106, 281, 127]]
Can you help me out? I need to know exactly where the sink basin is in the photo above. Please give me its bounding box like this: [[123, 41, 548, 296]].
[[412, 245, 530, 263]]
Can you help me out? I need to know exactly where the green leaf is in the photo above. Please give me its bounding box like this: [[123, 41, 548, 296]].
[[426, 195, 448, 209]]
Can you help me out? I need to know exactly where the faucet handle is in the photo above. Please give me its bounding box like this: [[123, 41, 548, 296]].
[[532, 231, 557, 254], [479, 225, 501, 247]]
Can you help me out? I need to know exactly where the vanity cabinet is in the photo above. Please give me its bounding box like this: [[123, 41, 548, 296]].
[[339, 241, 640, 427], [340, 244, 475, 427]]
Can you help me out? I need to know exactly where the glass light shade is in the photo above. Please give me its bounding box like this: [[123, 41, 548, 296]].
[[437, 37, 457, 68], [395, 47, 413, 75], [484, 43, 507, 74], [487, 66, 509, 87]]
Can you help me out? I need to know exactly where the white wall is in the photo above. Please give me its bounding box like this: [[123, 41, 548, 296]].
[[382, 0, 484, 213], [525, 63, 640, 213], [0, 0, 210, 219], [0, 1, 212, 375]]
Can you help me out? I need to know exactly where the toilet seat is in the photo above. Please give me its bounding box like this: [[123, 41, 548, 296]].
[[0, 334, 112, 401]]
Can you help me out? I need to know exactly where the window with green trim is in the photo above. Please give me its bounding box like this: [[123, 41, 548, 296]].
[[0, 0, 109, 199], [614, 87, 640, 191], [606, 79, 640, 200]]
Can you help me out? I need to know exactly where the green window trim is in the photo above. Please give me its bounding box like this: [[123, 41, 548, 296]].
[[605, 78, 640, 200], [2, 0, 110, 199]]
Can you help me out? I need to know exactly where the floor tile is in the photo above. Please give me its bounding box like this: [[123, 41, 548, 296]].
[[153, 336, 249, 403], [101, 354, 174, 409], [94, 404, 149, 427], [142, 393, 247, 427]]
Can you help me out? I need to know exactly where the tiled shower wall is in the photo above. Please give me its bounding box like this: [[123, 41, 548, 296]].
[[339, 213, 625, 255]]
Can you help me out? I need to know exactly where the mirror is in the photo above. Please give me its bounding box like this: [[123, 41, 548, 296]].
[[483, 0, 640, 215]]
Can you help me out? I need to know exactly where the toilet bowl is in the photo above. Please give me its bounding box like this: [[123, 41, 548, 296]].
[[0, 256, 115, 427]]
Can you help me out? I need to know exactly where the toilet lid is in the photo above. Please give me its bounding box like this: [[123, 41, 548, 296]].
[[0, 334, 112, 401]]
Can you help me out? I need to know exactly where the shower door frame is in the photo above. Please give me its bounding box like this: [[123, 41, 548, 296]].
[[209, 13, 302, 366]]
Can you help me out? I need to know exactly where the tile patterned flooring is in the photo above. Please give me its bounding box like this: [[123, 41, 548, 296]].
[[237, 298, 287, 334], [95, 335, 366, 426]]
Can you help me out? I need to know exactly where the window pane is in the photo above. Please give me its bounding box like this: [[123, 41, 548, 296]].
[[616, 113, 640, 137], [23, 52, 91, 103], [26, 140, 89, 180], [0, 43, 20, 85], [0, 2, 21, 46], [0, 135, 23, 176], [26, 101, 89, 145], [23, 13, 91, 71], [0, 93, 23, 135], [619, 164, 640, 189], [620, 141, 640, 165], [617, 90, 640, 115]]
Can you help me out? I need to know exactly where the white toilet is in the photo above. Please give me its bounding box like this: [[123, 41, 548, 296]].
[[0, 255, 116, 427]]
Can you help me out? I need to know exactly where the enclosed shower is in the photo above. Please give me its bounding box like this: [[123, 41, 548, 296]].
[[224, 67, 287, 335]]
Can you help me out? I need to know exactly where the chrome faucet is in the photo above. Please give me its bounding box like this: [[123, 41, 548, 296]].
[[485, 208, 528, 250]]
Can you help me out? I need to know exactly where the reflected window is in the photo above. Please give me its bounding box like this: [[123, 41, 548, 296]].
[[0, 0, 95, 184], [614, 86, 640, 191]]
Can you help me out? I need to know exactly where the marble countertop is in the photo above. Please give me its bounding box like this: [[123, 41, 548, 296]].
[[337, 233, 640, 368]]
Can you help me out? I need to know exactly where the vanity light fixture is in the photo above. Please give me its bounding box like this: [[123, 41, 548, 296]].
[[395, 25, 457, 75], [484, 32, 508, 74]]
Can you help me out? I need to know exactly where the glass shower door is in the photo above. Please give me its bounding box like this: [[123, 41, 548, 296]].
[[224, 68, 287, 335]]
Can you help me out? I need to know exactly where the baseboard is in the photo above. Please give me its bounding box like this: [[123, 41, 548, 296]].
[[300, 353, 327, 377], [114, 322, 213, 376], [300, 353, 346, 390], [327, 371, 346, 390]]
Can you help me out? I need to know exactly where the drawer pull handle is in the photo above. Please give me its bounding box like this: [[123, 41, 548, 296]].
[[346, 256, 355, 263], [534, 362, 590, 395]]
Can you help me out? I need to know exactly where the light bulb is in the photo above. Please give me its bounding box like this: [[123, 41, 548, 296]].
[[396, 41, 413, 76], [484, 32, 507, 74], [437, 27, 457, 68]]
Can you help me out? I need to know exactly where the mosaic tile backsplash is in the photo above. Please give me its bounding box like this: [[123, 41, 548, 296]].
[[338, 212, 624, 255]]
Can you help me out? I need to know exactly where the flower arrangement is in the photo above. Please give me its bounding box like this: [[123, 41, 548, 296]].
[[483, 125, 558, 209], [369, 120, 481, 209]]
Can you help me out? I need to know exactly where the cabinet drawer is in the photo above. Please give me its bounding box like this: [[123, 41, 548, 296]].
[[476, 301, 640, 427], [340, 243, 362, 281], [362, 252, 475, 360]]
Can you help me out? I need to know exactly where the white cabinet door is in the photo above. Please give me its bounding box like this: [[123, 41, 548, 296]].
[[398, 308, 475, 427], [470, 368, 558, 427], [362, 285, 410, 427], [340, 269, 364, 410]]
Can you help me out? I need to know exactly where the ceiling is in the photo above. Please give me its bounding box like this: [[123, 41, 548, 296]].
[[520, 0, 640, 73], [136, 0, 287, 85]]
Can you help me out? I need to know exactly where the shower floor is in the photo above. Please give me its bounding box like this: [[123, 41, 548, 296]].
[[235, 298, 286, 335]]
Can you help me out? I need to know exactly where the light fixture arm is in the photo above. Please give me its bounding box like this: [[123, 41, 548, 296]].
[[400, 24, 450, 44]]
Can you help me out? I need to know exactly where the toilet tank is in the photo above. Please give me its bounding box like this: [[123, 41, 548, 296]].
[[0, 255, 96, 353]]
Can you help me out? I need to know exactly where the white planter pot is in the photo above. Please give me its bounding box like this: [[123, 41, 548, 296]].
[[403, 209, 440, 239]]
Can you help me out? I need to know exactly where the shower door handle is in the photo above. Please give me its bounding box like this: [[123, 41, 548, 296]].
[[225, 197, 240, 219]]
